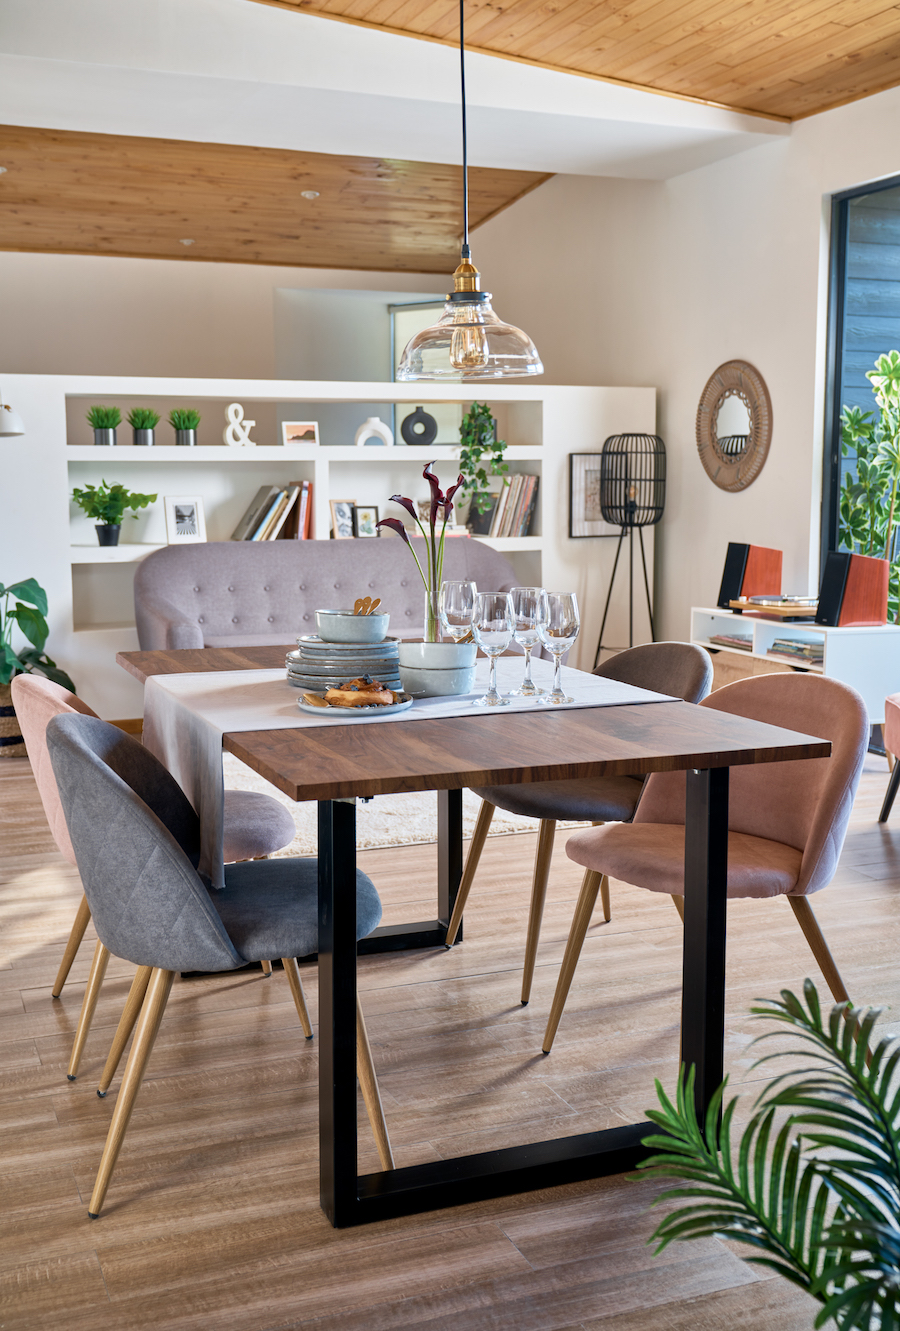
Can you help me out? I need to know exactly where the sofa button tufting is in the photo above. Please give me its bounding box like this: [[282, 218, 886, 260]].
[[299, 584, 305, 591], [264, 585, 270, 592], [303, 613, 310, 620], [405, 609, 412, 616], [400, 579, 408, 587], [232, 617, 238, 623], [228, 586, 234, 592], [198, 616, 204, 623], [268, 616, 274, 623], [193, 586, 200, 593]]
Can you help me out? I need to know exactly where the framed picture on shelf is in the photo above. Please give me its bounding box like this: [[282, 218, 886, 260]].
[[282, 421, 320, 446], [352, 505, 379, 538], [164, 495, 207, 544], [568, 453, 618, 538], [416, 499, 457, 530], [329, 500, 355, 540]]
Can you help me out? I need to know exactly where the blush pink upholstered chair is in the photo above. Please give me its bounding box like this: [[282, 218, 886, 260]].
[[10, 675, 296, 1078], [544, 673, 868, 1053], [878, 691, 900, 821]]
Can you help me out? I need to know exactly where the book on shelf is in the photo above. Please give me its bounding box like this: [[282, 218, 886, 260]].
[[479, 475, 539, 538], [229, 480, 313, 540], [768, 638, 824, 663], [708, 632, 753, 651]]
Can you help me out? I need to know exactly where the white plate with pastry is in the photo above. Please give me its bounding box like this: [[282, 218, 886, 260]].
[[297, 680, 413, 717]]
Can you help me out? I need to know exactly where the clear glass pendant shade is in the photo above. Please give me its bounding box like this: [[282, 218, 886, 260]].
[[397, 293, 543, 382]]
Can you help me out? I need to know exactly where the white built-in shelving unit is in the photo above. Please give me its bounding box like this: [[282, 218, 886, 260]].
[[3, 375, 656, 717]]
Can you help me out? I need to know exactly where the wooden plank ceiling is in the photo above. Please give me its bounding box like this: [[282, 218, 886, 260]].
[[0, 125, 550, 273], [250, 0, 900, 120]]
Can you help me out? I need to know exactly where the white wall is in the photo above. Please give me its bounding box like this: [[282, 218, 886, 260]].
[[472, 85, 900, 641], [0, 252, 443, 378]]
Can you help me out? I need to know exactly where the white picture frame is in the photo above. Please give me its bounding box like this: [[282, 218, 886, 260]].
[[282, 421, 320, 447], [164, 495, 207, 544]]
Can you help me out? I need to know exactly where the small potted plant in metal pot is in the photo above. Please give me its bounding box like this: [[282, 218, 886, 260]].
[[87, 405, 121, 447], [1, 577, 75, 757], [71, 480, 157, 546], [127, 407, 161, 447], [169, 407, 201, 447]]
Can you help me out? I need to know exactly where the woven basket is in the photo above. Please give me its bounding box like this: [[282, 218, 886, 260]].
[[0, 682, 26, 758]]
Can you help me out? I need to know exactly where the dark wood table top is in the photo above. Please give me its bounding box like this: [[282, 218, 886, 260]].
[[118, 646, 832, 802]]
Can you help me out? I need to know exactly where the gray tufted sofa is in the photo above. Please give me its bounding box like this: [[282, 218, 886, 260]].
[[134, 538, 520, 650]]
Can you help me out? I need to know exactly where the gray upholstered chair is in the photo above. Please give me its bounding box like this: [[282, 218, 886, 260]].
[[11, 673, 296, 1080], [553, 672, 868, 1052], [445, 642, 714, 1004], [46, 712, 392, 1217]]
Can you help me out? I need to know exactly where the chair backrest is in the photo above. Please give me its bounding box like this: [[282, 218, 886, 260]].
[[10, 675, 99, 865], [45, 713, 239, 972], [134, 539, 520, 649], [634, 673, 869, 896], [594, 641, 713, 704]]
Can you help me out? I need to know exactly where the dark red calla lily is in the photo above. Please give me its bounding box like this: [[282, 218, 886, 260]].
[[442, 473, 465, 516], [423, 462, 445, 528], [389, 493, 418, 523], [375, 517, 410, 545]]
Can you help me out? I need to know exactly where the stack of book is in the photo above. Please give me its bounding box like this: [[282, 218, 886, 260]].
[[230, 481, 313, 541], [708, 631, 753, 652], [768, 638, 824, 665], [469, 475, 539, 539]]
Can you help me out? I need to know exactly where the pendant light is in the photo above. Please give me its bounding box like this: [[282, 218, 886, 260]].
[[396, 0, 543, 381], [0, 386, 25, 437]]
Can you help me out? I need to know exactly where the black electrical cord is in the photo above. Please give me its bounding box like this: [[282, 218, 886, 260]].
[[460, 0, 470, 259]]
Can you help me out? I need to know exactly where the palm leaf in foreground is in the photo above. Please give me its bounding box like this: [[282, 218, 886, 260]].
[[637, 980, 900, 1330]]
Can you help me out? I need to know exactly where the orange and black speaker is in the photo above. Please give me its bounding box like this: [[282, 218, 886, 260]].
[[816, 552, 888, 627], [716, 543, 782, 608]]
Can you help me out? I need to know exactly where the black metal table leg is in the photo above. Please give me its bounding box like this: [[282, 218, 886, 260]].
[[681, 767, 729, 1124]]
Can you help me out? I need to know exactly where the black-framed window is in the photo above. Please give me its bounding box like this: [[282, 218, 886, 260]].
[[823, 175, 900, 569]]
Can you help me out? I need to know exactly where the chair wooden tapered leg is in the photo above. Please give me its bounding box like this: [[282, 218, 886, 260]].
[[671, 894, 685, 922], [66, 940, 110, 1081], [88, 967, 174, 1218], [356, 999, 394, 1171], [52, 894, 92, 998], [879, 760, 900, 823], [590, 824, 612, 922], [282, 957, 313, 1039], [521, 818, 557, 1005], [542, 869, 604, 1053], [445, 799, 495, 947], [97, 966, 153, 1096], [260, 959, 273, 976], [788, 896, 850, 1004]]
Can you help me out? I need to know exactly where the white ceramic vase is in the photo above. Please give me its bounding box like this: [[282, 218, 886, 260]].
[[354, 416, 394, 447]]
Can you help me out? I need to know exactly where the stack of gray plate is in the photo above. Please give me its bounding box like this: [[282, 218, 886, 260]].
[[286, 636, 402, 692]]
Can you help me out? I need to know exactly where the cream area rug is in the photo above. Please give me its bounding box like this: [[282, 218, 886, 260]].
[[222, 753, 578, 855]]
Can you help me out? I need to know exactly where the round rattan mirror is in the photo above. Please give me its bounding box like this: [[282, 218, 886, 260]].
[[695, 360, 772, 492]]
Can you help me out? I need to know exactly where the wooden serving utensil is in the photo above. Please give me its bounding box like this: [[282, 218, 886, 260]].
[[302, 692, 329, 708], [367, 598, 381, 615], [353, 598, 364, 615]]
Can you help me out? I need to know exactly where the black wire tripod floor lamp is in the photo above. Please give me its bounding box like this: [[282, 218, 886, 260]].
[[593, 433, 666, 669]]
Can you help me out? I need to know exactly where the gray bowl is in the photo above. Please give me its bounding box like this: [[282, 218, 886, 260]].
[[315, 609, 390, 644], [399, 663, 477, 698]]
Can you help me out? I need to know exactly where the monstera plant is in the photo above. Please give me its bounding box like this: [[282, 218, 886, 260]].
[[1, 578, 75, 690]]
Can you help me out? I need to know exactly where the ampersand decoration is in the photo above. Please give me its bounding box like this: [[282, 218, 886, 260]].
[[223, 402, 257, 447]]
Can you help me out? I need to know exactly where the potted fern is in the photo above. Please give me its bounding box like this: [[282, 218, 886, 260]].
[[127, 407, 161, 447], [1, 578, 75, 757], [87, 405, 121, 447], [71, 480, 157, 546], [639, 980, 900, 1330], [169, 408, 201, 447]]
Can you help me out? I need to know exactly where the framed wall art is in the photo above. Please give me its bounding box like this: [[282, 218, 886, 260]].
[[329, 500, 356, 539], [352, 505, 379, 538], [568, 454, 618, 538], [164, 495, 207, 543], [282, 421, 320, 446]]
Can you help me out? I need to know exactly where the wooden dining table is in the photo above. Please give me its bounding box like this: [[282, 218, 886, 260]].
[[118, 644, 831, 1228]]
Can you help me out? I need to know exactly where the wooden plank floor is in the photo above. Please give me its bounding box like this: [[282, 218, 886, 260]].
[[2, 751, 899, 1329]]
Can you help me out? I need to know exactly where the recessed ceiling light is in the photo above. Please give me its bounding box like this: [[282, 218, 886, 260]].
[[301, 190, 319, 200], [179, 238, 195, 246]]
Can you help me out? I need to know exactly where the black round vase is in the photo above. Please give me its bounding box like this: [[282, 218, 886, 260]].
[[400, 406, 438, 447], [96, 524, 121, 546]]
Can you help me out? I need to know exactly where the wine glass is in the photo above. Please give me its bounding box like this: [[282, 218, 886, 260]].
[[536, 592, 580, 704], [439, 580, 476, 642], [471, 591, 514, 707], [508, 586, 545, 697]]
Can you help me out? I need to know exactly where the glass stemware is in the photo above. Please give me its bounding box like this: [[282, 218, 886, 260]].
[[439, 580, 477, 642], [536, 592, 580, 704], [471, 591, 514, 707], [508, 585, 545, 697]]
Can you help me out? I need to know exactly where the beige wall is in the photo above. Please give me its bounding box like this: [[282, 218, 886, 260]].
[[473, 84, 900, 640], [0, 252, 442, 378]]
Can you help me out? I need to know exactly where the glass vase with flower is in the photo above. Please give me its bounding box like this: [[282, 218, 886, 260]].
[[376, 462, 465, 644]]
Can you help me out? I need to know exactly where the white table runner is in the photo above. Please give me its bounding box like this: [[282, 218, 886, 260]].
[[142, 657, 677, 887]]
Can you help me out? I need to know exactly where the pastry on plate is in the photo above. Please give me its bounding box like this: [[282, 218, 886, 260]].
[[323, 675, 394, 708]]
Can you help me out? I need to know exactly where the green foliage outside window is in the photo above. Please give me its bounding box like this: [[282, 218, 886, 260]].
[[839, 350, 900, 621]]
